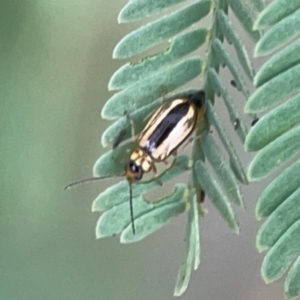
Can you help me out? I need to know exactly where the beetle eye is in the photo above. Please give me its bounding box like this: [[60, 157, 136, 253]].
[[129, 161, 138, 172]]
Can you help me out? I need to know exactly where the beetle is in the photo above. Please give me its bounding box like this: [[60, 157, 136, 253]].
[[65, 90, 206, 234]]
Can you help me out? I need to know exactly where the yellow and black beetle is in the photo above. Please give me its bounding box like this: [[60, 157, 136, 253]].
[[65, 90, 206, 234]]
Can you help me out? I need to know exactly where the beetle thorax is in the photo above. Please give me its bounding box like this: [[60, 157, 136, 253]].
[[130, 149, 152, 173]]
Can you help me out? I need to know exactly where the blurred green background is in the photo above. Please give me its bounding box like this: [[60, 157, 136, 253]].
[[0, 1, 284, 300]]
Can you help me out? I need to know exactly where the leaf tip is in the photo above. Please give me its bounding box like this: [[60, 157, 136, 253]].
[[261, 271, 272, 284], [252, 19, 261, 31], [234, 225, 240, 235], [255, 233, 266, 253], [173, 289, 184, 297], [95, 231, 103, 239], [112, 45, 124, 59], [255, 205, 263, 221], [246, 164, 260, 182], [244, 101, 253, 114], [95, 224, 105, 239]]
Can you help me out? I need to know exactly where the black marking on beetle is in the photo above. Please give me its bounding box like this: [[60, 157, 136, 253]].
[[145, 102, 191, 153]]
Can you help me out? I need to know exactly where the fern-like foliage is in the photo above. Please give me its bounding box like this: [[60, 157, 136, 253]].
[[92, 0, 257, 296], [245, 1, 300, 299]]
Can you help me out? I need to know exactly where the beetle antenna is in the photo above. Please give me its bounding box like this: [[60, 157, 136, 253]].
[[129, 182, 135, 235], [64, 174, 124, 190]]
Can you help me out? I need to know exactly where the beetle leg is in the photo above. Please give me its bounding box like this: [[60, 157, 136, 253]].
[[125, 110, 136, 138], [112, 111, 136, 149], [151, 162, 157, 174], [181, 129, 211, 150], [112, 129, 127, 149], [172, 159, 191, 171], [171, 149, 178, 157], [149, 163, 163, 186]]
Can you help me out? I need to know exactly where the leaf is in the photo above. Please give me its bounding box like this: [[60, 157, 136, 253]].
[[248, 125, 300, 181], [201, 135, 245, 208], [195, 160, 240, 233], [92, 155, 190, 211], [254, 0, 300, 30], [113, 0, 211, 58], [102, 58, 202, 119], [93, 140, 134, 177], [245, 63, 300, 113], [254, 38, 300, 87], [95, 196, 149, 238], [285, 256, 300, 299], [118, 0, 186, 23], [109, 28, 208, 90], [206, 101, 248, 184], [257, 187, 300, 252], [191, 192, 201, 270], [256, 159, 300, 219], [174, 192, 198, 296], [245, 93, 300, 151], [261, 219, 300, 283], [212, 38, 250, 98], [216, 9, 255, 80], [120, 199, 186, 243], [227, 0, 260, 42], [207, 68, 248, 143], [95, 184, 186, 238], [255, 9, 300, 56]]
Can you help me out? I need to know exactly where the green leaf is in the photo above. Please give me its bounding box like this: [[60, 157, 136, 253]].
[[257, 187, 300, 252], [227, 0, 260, 42], [92, 155, 190, 211], [95, 184, 186, 238], [254, 38, 300, 87], [254, 0, 300, 30], [191, 192, 200, 270], [206, 101, 248, 184], [216, 9, 255, 80], [174, 192, 198, 296], [245, 94, 300, 151], [256, 160, 300, 219], [102, 58, 202, 119], [195, 160, 240, 233], [245, 63, 300, 113], [248, 125, 300, 180], [120, 199, 186, 243], [255, 9, 300, 56], [119, 0, 186, 23], [212, 38, 250, 98], [285, 256, 300, 299], [113, 0, 211, 58], [207, 68, 248, 143], [93, 140, 134, 177], [95, 196, 149, 238], [201, 135, 245, 208], [109, 29, 208, 90], [262, 219, 300, 283]]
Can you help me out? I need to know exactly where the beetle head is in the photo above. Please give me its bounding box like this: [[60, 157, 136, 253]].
[[125, 161, 144, 182]]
